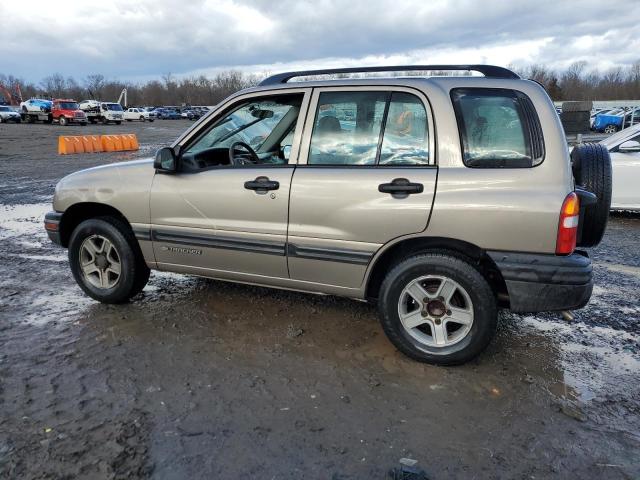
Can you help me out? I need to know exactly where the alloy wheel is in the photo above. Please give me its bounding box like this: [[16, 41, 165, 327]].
[[397, 275, 474, 348], [79, 235, 122, 289]]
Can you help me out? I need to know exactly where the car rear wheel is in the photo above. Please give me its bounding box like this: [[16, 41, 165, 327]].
[[378, 253, 497, 365], [69, 217, 150, 303], [571, 143, 612, 247]]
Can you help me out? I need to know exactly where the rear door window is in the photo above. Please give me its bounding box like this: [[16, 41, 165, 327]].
[[451, 88, 544, 168], [308, 90, 430, 166]]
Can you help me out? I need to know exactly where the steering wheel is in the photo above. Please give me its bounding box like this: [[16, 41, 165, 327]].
[[228, 141, 259, 166]]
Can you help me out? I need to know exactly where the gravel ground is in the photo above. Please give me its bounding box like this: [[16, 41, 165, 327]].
[[0, 121, 639, 479]]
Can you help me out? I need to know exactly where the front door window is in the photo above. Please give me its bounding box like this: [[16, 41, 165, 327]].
[[181, 94, 304, 171]]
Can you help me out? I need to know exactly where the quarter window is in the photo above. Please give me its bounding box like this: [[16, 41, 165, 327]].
[[451, 88, 544, 168]]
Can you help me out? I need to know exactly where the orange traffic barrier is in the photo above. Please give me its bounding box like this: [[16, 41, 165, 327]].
[[58, 134, 139, 155], [101, 135, 115, 152]]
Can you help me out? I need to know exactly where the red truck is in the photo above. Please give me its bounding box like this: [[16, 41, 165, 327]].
[[20, 98, 87, 125]]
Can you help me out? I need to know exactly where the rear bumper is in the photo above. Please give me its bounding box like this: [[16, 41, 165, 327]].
[[44, 211, 63, 245], [488, 250, 593, 313]]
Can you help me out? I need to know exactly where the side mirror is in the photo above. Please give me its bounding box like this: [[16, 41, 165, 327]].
[[618, 140, 640, 153], [282, 145, 292, 161], [154, 147, 179, 172]]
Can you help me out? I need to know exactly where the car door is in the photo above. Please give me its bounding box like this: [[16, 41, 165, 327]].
[[610, 132, 640, 210], [150, 89, 310, 280], [287, 87, 437, 288]]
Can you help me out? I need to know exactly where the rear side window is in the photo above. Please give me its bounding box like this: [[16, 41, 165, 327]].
[[451, 88, 544, 168], [308, 90, 430, 166]]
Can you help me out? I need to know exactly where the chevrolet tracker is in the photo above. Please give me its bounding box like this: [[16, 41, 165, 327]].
[[45, 65, 612, 365]]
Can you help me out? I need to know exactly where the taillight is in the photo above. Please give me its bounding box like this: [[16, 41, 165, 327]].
[[556, 192, 580, 255]]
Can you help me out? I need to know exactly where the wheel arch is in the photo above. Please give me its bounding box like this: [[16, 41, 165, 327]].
[[58, 202, 131, 247], [364, 236, 508, 306]]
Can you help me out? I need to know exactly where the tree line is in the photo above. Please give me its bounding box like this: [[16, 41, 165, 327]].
[[1, 61, 639, 106]]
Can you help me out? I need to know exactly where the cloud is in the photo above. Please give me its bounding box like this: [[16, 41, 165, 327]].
[[1, 0, 638, 82]]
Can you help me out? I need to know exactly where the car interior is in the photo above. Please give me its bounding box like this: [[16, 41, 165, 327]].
[[180, 94, 302, 172]]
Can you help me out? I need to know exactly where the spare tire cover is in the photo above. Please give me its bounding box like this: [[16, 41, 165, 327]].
[[571, 143, 612, 247]]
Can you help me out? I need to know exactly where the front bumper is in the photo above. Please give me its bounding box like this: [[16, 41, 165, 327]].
[[488, 250, 593, 313], [44, 211, 63, 245]]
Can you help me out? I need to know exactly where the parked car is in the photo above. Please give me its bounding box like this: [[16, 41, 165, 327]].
[[593, 107, 640, 134], [20, 98, 52, 114], [0, 105, 21, 123], [124, 107, 155, 122], [163, 109, 182, 119], [44, 64, 611, 365], [155, 108, 181, 119], [600, 123, 640, 211], [180, 109, 202, 120]]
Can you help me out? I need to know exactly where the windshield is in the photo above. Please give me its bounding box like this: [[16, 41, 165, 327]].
[[58, 102, 79, 110], [104, 103, 123, 111]]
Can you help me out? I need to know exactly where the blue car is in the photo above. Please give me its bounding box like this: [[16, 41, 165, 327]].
[[593, 112, 624, 134], [20, 98, 53, 113], [594, 107, 640, 134], [155, 108, 181, 119]]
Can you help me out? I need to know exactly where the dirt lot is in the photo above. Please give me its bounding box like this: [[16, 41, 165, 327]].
[[1, 120, 639, 479]]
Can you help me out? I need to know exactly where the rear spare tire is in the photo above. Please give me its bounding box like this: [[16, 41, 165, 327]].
[[571, 143, 612, 247]]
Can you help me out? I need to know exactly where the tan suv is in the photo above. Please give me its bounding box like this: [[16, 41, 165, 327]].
[[45, 65, 612, 365]]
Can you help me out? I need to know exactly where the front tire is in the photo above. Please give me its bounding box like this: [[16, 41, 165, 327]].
[[140, 116, 146, 122], [68, 217, 150, 303], [603, 124, 618, 134], [59, 116, 68, 126], [378, 253, 497, 365]]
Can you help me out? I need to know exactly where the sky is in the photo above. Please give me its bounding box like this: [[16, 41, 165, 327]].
[[1, 0, 639, 83]]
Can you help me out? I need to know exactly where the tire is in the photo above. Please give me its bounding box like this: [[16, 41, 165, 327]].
[[68, 217, 150, 303], [0, 116, 3, 124], [59, 116, 68, 126], [115, 121, 122, 125], [603, 124, 618, 134], [571, 143, 612, 247], [378, 253, 497, 365], [101, 117, 109, 125], [140, 116, 146, 122]]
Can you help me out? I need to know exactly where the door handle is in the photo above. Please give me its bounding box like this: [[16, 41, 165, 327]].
[[378, 178, 424, 198], [244, 176, 280, 194]]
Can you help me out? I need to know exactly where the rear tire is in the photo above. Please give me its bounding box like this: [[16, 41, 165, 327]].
[[571, 143, 612, 247], [68, 217, 150, 303], [378, 253, 497, 365]]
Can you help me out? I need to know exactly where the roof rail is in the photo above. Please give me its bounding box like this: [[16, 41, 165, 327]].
[[258, 64, 519, 86]]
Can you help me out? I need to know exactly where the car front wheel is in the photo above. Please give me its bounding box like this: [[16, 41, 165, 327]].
[[378, 252, 497, 365], [68, 217, 150, 303]]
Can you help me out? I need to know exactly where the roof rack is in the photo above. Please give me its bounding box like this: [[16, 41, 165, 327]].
[[259, 64, 519, 86]]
